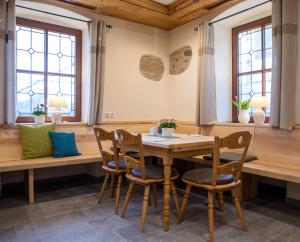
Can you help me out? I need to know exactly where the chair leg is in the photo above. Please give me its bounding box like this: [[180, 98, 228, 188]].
[[141, 185, 151, 233], [98, 173, 110, 204], [152, 184, 158, 208], [110, 174, 116, 197], [217, 192, 224, 212], [114, 175, 123, 215], [171, 181, 180, 216], [208, 191, 215, 242], [121, 182, 134, 217], [231, 188, 247, 231], [177, 184, 192, 224]]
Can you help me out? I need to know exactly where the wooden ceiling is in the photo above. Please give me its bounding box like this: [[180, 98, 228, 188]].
[[52, 0, 243, 30]]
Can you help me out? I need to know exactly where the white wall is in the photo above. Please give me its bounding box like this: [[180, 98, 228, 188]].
[[101, 18, 170, 121], [168, 20, 199, 121]]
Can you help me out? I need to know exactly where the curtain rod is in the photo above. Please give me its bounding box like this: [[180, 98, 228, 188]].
[[16, 4, 92, 24], [208, 0, 272, 26]]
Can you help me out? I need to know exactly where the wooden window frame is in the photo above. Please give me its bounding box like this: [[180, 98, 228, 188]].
[[16, 17, 82, 123], [232, 16, 272, 123]]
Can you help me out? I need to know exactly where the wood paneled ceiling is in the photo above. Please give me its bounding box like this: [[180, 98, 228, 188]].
[[53, 0, 243, 30]]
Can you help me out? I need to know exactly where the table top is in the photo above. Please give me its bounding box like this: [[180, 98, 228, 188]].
[[141, 133, 215, 149]]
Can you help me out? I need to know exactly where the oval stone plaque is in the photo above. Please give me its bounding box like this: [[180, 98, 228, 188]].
[[169, 46, 192, 75], [140, 55, 164, 81]]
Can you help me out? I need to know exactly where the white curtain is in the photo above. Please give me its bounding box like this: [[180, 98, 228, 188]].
[[270, 0, 297, 130], [88, 20, 105, 125], [0, 0, 16, 125], [195, 21, 217, 126]]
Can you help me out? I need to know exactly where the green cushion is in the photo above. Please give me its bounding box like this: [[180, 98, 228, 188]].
[[18, 124, 56, 159]]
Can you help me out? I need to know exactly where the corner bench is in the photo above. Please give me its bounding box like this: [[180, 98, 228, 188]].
[[0, 124, 102, 203], [185, 124, 300, 201]]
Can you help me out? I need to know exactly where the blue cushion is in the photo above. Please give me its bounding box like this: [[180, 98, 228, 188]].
[[49, 132, 81, 158]]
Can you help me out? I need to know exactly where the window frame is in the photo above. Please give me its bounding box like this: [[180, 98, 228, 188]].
[[232, 16, 272, 123], [16, 17, 82, 123]]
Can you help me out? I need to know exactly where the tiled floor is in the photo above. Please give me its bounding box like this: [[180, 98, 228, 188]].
[[0, 181, 300, 242]]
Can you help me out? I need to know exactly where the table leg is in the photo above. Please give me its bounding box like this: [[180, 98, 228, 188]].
[[163, 157, 172, 231]]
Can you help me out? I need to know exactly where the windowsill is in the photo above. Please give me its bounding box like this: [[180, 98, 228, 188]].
[[215, 122, 271, 128], [3, 122, 88, 127]]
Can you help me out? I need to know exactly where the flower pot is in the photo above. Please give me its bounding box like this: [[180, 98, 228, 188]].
[[34, 115, 46, 125], [161, 128, 174, 137], [238, 110, 250, 124]]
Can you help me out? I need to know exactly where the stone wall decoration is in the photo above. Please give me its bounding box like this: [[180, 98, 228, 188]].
[[169, 46, 192, 75], [140, 55, 164, 81]]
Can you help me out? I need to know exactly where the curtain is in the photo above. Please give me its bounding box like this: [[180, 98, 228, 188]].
[[195, 21, 217, 126], [88, 20, 105, 125], [271, 0, 297, 131], [0, 0, 16, 125]]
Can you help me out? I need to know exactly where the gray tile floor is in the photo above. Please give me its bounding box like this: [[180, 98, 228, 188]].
[[0, 182, 300, 242]]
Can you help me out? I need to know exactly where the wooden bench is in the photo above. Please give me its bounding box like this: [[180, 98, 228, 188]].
[[190, 124, 300, 201], [0, 124, 102, 203]]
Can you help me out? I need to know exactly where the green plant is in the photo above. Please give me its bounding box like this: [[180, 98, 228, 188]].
[[32, 104, 47, 116], [159, 119, 177, 129], [232, 96, 251, 110]]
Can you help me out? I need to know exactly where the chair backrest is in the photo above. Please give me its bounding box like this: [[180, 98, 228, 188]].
[[211, 131, 252, 186], [118, 129, 146, 179], [93, 127, 120, 169]]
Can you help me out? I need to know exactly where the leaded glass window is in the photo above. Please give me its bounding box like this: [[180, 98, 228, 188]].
[[232, 17, 272, 121], [16, 18, 82, 122]]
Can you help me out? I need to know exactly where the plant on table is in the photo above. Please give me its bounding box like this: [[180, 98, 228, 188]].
[[159, 119, 177, 129]]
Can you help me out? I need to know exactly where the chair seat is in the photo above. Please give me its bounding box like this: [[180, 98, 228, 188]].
[[182, 168, 234, 185], [203, 152, 257, 163], [132, 165, 178, 179], [108, 160, 126, 170]]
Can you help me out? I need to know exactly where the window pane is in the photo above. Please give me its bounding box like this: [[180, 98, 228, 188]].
[[239, 54, 251, 73], [265, 48, 272, 69], [47, 75, 75, 117], [48, 32, 76, 75], [16, 25, 45, 72], [238, 27, 263, 74], [252, 51, 262, 71], [239, 75, 252, 95], [251, 28, 262, 51], [264, 24, 272, 49], [17, 73, 45, 116], [48, 32, 60, 54]]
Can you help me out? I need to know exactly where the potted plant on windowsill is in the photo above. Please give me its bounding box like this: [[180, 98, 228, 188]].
[[32, 104, 47, 125], [232, 97, 251, 124], [159, 119, 176, 137]]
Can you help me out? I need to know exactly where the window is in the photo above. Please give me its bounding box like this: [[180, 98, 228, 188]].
[[232, 16, 272, 122], [16, 17, 82, 122]]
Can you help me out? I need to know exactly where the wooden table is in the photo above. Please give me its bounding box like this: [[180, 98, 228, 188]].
[[141, 133, 215, 231]]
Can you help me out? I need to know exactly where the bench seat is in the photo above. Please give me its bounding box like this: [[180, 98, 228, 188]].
[[243, 159, 300, 184], [0, 153, 101, 172]]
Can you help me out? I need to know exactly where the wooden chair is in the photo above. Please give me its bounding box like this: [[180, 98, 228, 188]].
[[119, 129, 180, 232], [94, 127, 126, 215], [178, 131, 252, 242]]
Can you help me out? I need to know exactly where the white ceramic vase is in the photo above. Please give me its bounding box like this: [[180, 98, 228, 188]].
[[34, 115, 46, 125], [161, 128, 174, 137], [238, 110, 250, 124]]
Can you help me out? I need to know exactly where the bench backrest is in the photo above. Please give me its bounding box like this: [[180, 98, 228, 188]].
[[200, 125, 300, 163], [0, 125, 100, 162]]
